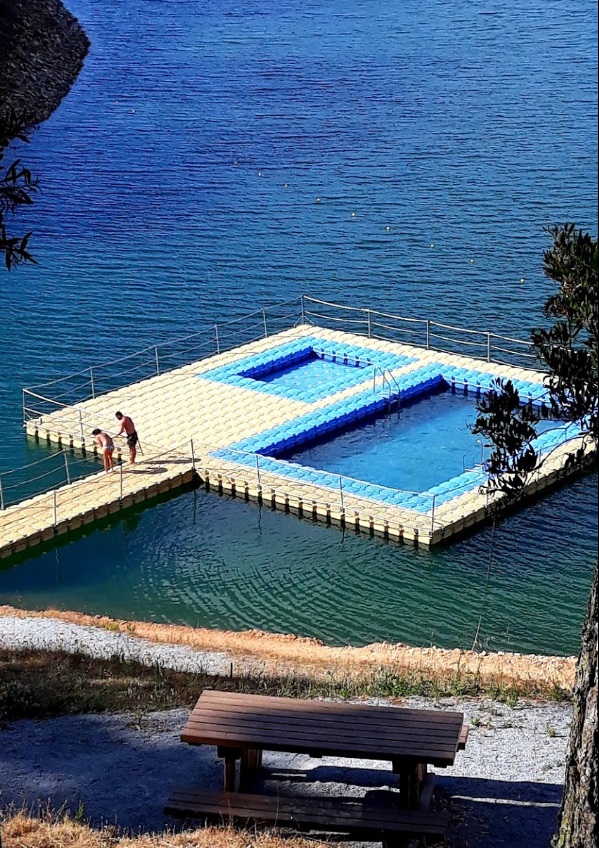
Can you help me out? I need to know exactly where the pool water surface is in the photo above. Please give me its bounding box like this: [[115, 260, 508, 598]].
[[284, 390, 560, 493], [257, 353, 369, 401]]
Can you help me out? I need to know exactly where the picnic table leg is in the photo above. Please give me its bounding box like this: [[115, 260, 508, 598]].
[[393, 761, 425, 809], [224, 754, 237, 792], [239, 747, 261, 792], [218, 746, 240, 792], [382, 838, 416, 848]]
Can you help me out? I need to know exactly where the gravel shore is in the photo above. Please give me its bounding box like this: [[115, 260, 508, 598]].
[[0, 615, 571, 847], [0, 614, 234, 675]]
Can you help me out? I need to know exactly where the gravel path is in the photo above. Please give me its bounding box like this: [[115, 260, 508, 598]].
[[0, 616, 571, 847], [0, 615, 234, 675]]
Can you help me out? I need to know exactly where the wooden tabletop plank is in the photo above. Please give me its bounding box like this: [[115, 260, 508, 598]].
[[182, 690, 464, 766], [181, 727, 458, 764], [198, 690, 463, 723], [190, 699, 463, 732], [184, 711, 461, 747]]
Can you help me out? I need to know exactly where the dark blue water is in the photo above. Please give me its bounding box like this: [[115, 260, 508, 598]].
[[0, 0, 597, 654]]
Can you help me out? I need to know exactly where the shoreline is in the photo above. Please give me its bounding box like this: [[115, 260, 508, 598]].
[[0, 604, 576, 692]]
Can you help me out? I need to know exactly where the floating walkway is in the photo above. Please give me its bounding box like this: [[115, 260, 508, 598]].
[[1, 298, 593, 559]]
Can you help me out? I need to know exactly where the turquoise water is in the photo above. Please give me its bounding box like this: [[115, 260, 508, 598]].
[[259, 355, 369, 400], [0, 0, 597, 655]]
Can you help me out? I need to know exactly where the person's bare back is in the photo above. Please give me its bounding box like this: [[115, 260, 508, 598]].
[[92, 429, 115, 472]]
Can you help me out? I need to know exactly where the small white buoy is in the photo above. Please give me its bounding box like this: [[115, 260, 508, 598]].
[[520, 277, 526, 283], [284, 183, 288, 188], [351, 211, 356, 217], [258, 171, 262, 176], [386, 226, 391, 232], [430, 243, 435, 248], [234, 160, 238, 166], [316, 197, 321, 202], [131, 109, 136, 114], [470, 258, 474, 264], [115, 100, 119, 105]]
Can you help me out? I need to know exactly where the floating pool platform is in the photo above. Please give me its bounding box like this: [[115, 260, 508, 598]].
[[1, 315, 593, 559]]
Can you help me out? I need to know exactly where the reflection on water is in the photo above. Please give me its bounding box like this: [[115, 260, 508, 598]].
[[1, 472, 596, 656]]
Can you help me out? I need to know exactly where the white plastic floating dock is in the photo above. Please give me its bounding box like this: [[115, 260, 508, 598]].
[[1, 299, 593, 560]]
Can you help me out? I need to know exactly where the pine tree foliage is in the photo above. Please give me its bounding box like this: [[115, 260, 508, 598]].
[[474, 224, 597, 848], [473, 224, 597, 500]]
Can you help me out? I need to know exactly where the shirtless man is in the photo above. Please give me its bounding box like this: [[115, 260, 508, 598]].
[[115, 411, 139, 464], [91, 428, 115, 472]]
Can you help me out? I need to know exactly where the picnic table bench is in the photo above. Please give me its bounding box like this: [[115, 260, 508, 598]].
[[165, 689, 467, 846]]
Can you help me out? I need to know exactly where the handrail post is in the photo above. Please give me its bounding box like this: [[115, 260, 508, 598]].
[[256, 454, 261, 489], [154, 346, 160, 376], [431, 494, 436, 535], [487, 332, 492, 363], [426, 320, 430, 350], [78, 409, 84, 441], [215, 324, 220, 354], [0, 475, 4, 510], [367, 309, 372, 338], [300, 294, 305, 324], [262, 308, 268, 338], [64, 451, 71, 485], [53, 490, 58, 526], [119, 462, 123, 501], [190, 438, 196, 472], [89, 367, 95, 399], [339, 476, 344, 510]]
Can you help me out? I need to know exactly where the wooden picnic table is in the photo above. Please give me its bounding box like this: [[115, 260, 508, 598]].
[[180, 689, 465, 810]]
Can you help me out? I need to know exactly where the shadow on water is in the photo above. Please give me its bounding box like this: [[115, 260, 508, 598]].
[[0, 481, 198, 572]]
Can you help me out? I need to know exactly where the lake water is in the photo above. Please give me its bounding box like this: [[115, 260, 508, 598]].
[[0, 0, 597, 655]]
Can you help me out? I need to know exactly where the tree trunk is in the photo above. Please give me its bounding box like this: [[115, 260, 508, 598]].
[[553, 561, 598, 848]]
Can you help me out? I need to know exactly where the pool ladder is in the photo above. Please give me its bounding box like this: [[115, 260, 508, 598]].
[[372, 366, 401, 415], [462, 439, 486, 472]]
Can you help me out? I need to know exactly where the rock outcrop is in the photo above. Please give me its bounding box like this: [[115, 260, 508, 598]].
[[0, 0, 89, 125]]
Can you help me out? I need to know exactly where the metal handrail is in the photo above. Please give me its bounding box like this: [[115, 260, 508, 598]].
[[0, 438, 194, 518], [22, 295, 536, 420], [16, 295, 543, 518]]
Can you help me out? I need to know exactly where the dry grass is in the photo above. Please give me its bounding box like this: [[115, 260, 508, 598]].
[[1, 809, 330, 848], [0, 606, 577, 693], [0, 646, 571, 725]]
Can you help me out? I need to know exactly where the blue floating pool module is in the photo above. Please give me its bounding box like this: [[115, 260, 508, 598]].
[[201, 336, 416, 402], [202, 337, 581, 543]]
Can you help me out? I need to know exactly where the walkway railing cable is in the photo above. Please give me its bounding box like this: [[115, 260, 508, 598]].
[[22, 295, 535, 425]]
